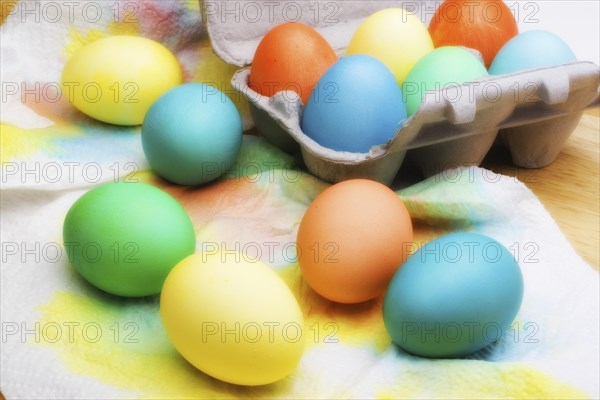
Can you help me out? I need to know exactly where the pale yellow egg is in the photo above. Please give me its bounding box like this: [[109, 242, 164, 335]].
[[160, 253, 305, 386], [61, 36, 182, 125], [346, 8, 433, 85]]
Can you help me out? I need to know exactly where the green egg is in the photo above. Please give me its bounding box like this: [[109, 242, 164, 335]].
[[402, 46, 489, 116], [63, 182, 196, 297]]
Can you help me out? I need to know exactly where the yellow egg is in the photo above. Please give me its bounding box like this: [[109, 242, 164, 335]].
[[346, 8, 433, 85], [61, 36, 182, 126], [160, 253, 305, 386]]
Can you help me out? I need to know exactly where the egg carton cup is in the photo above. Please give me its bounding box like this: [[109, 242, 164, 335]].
[[205, 0, 600, 185]]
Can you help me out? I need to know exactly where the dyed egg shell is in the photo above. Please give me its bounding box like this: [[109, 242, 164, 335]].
[[489, 30, 577, 75], [383, 232, 524, 358], [428, 0, 519, 68], [403, 46, 489, 116], [302, 55, 407, 153], [63, 182, 196, 297], [61, 36, 182, 125], [249, 22, 338, 105], [142, 83, 243, 186], [297, 179, 413, 304], [346, 8, 433, 85], [160, 253, 305, 386]]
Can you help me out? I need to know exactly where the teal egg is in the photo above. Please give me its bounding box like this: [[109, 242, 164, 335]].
[[489, 30, 576, 75], [383, 232, 524, 358], [63, 182, 196, 297], [142, 83, 243, 185]]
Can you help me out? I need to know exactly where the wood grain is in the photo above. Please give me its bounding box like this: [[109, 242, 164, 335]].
[[483, 109, 600, 269]]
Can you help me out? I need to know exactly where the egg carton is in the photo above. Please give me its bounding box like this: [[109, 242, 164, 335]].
[[204, 0, 600, 184]]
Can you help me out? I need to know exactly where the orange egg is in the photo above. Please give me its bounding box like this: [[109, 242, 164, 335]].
[[428, 0, 518, 67], [297, 179, 413, 304], [249, 22, 337, 105]]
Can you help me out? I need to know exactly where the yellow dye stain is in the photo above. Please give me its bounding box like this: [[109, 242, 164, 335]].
[[38, 290, 589, 399], [192, 41, 250, 119], [0, 121, 86, 164], [1, 124, 48, 163], [1, 0, 18, 25], [63, 21, 138, 60], [38, 291, 304, 398], [1, 124, 57, 163], [106, 17, 139, 37], [377, 360, 589, 399], [278, 264, 391, 353], [122, 169, 155, 184], [63, 28, 108, 59], [185, 0, 201, 12]]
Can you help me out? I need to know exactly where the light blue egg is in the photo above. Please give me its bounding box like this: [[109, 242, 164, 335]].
[[489, 30, 576, 75], [301, 55, 407, 153], [142, 83, 243, 185], [383, 232, 524, 358]]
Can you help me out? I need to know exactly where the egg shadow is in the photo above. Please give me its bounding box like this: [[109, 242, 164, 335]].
[[392, 158, 426, 190], [64, 261, 161, 306], [388, 336, 505, 363], [60, 103, 144, 136], [169, 351, 296, 398], [298, 276, 382, 322]]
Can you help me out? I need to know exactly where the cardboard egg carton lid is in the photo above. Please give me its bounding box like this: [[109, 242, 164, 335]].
[[204, 0, 403, 66], [204, 0, 600, 183]]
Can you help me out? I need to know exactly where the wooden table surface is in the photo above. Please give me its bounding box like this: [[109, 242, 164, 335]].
[[483, 108, 600, 269]]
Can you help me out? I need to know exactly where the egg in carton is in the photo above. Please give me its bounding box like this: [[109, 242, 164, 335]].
[[204, 0, 600, 185]]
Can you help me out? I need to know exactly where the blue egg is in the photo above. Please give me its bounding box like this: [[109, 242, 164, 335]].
[[142, 83, 243, 185], [489, 30, 576, 75], [383, 233, 524, 358], [301, 55, 407, 153]]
